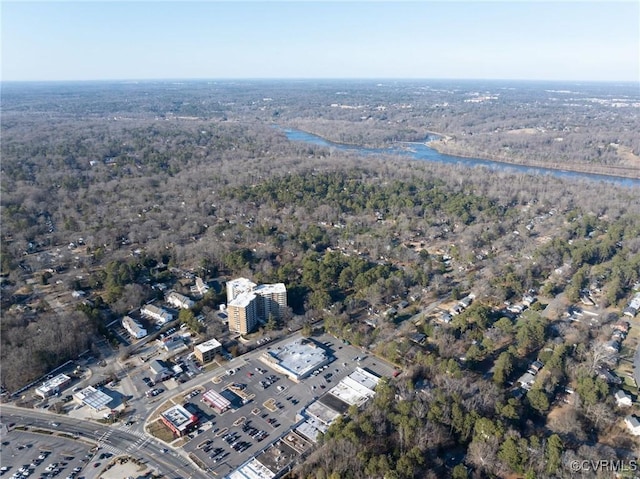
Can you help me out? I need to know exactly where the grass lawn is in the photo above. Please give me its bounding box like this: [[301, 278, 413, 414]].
[[147, 418, 177, 443]]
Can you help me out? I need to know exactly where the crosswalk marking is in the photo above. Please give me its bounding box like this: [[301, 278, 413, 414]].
[[116, 423, 146, 438]]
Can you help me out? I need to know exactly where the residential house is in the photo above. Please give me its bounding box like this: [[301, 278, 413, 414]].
[[517, 372, 536, 391], [603, 339, 621, 353], [527, 360, 544, 375], [613, 320, 630, 333], [615, 390, 633, 407], [166, 291, 195, 310], [624, 415, 640, 436], [459, 295, 473, 309], [122, 315, 147, 339], [192, 277, 210, 296], [141, 304, 173, 325]]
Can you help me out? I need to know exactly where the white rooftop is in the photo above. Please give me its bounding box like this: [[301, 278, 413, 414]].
[[329, 376, 376, 406], [265, 339, 328, 379], [195, 338, 222, 354], [232, 462, 275, 479], [296, 420, 323, 442], [75, 386, 112, 411], [36, 374, 71, 394], [254, 283, 286, 295], [162, 404, 196, 431], [349, 367, 381, 390], [227, 459, 275, 479], [227, 278, 257, 299], [229, 291, 256, 308]]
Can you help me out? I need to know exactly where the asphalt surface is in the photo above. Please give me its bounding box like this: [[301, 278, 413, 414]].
[[0, 404, 208, 479], [2, 328, 397, 479]]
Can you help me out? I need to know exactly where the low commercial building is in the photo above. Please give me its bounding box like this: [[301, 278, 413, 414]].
[[161, 404, 199, 437], [328, 367, 380, 407], [150, 359, 170, 381], [202, 389, 231, 414], [260, 338, 330, 382], [194, 338, 222, 364], [74, 386, 113, 411], [35, 374, 71, 398], [122, 315, 147, 339], [299, 368, 381, 441]]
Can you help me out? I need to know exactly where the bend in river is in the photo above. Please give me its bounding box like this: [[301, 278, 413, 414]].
[[283, 128, 640, 188]]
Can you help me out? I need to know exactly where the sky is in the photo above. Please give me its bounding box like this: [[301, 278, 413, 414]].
[[1, 1, 639, 82]]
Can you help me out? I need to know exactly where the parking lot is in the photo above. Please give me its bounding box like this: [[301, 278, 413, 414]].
[[174, 333, 396, 475], [0, 429, 105, 479]]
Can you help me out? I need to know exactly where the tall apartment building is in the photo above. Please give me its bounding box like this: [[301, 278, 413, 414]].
[[254, 283, 287, 320], [227, 292, 258, 335], [225, 278, 288, 334]]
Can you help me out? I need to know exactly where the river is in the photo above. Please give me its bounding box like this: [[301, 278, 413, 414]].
[[283, 128, 640, 188]]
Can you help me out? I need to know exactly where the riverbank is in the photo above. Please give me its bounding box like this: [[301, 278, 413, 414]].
[[284, 126, 640, 186], [426, 136, 640, 180]]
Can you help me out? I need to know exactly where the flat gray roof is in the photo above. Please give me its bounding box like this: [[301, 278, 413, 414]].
[[264, 339, 328, 379], [305, 400, 341, 426]]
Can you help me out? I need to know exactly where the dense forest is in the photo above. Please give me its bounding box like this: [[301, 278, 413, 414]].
[[2, 80, 640, 477]]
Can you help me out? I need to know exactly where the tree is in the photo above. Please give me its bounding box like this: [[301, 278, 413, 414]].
[[493, 351, 514, 386], [498, 436, 524, 474], [301, 322, 312, 337], [515, 312, 546, 356], [527, 388, 550, 415], [545, 434, 563, 475], [265, 313, 278, 331]]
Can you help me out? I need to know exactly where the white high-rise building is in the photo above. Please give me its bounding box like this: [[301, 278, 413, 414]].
[[226, 278, 257, 303], [227, 292, 258, 335], [254, 283, 287, 320]]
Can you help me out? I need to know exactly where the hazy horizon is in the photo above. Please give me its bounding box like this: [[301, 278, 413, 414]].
[[2, 1, 638, 83]]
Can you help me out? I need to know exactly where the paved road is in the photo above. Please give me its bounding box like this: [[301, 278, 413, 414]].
[[0, 404, 208, 479]]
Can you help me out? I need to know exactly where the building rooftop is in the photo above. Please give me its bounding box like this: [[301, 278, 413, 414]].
[[255, 441, 298, 475], [229, 291, 256, 308], [36, 374, 71, 394], [74, 386, 112, 411], [348, 367, 380, 390], [195, 338, 222, 354], [254, 283, 286, 295], [227, 278, 257, 298], [161, 404, 197, 432], [327, 377, 375, 407], [202, 389, 231, 412], [227, 458, 276, 479], [295, 420, 324, 442], [263, 339, 329, 380], [305, 400, 341, 426]]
